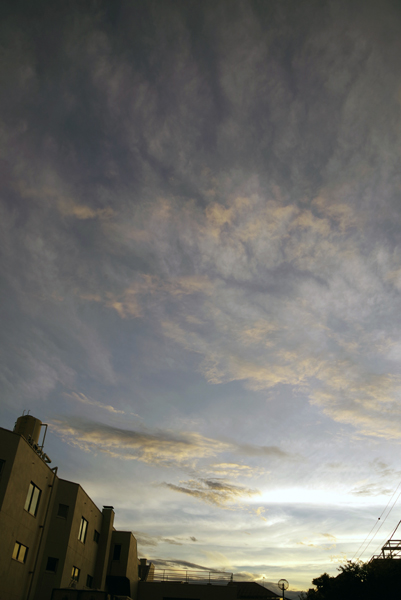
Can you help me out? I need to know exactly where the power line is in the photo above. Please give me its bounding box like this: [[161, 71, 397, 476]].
[[352, 479, 401, 561], [370, 520, 401, 560], [369, 489, 401, 559]]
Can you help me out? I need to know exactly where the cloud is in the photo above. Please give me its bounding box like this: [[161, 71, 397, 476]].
[[298, 533, 337, 550], [351, 483, 393, 497], [66, 391, 128, 415], [2, 1, 401, 590], [3, 44, 401, 434], [134, 533, 159, 548], [15, 168, 114, 221], [102, 274, 214, 319], [164, 478, 260, 507], [94, 187, 401, 437], [51, 418, 229, 467], [310, 369, 401, 439], [134, 533, 183, 547], [51, 417, 293, 469], [255, 507, 267, 522], [234, 444, 293, 460], [151, 559, 216, 572], [208, 463, 265, 478]]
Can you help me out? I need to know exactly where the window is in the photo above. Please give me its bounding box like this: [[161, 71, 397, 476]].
[[93, 530, 100, 543], [113, 544, 121, 561], [0, 459, 5, 476], [78, 517, 88, 543], [71, 566, 80, 582], [46, 557, 58, 572], [24, 482, 41, 516], [12, 542, 28, 563], [57, 504, 69, 519], [86, 574, 93, 588]]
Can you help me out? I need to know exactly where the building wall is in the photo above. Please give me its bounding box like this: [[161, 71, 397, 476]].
[[0, 428, 56, 600], [34, 479, 105, 599], [107, 530, 139, 599], [93, 506, 115, 591], [59, 482, 103, 590]]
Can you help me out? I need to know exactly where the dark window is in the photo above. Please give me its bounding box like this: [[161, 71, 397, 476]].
[[86, 574, 93, 588], [93, 529, 100, 543], [71, 566, 80, 582], [12, 542, 28, 563], [46, 557, 58, 572], [24, 482, 41, 516], [78, 517, 88, 543], [57, 504, 69, 519], [0, 459, 5, 476], [113, 544, 121, 561]]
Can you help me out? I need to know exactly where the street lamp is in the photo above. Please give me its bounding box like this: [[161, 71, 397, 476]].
[[278, 578, 289, 600]]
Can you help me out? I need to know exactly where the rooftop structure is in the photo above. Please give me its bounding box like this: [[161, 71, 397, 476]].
[[370, 520, 401, 561]]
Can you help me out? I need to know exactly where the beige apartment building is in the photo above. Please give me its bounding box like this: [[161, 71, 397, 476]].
[[0, 414, 280, 600], [0, 414, 147, 600]]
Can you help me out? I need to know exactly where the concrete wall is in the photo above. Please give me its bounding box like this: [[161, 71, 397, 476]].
[[0, 428, 56, 600]]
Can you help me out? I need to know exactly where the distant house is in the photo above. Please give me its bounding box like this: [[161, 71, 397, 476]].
[[0, 414, 280, 600]]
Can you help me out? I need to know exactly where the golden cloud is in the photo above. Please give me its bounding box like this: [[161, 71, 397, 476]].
[[51, 418, 292, 470]]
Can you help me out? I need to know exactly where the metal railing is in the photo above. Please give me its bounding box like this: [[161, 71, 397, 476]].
[[151, 569, 233, 585], [370, 521, 401, 561], [371, 539, 401, 561]]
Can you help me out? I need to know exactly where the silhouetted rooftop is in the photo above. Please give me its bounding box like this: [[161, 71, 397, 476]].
[[230, 581, 280, 598]]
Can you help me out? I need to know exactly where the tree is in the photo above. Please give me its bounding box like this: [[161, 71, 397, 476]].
[[301, 559, 401, 600]]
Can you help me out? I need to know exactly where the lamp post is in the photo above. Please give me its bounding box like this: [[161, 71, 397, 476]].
[[278, 578, 289, 600]]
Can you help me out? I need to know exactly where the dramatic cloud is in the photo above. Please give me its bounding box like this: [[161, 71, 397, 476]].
[[51, 418, 228, 466], [2, 0, 401, 592], [51, 417, 291, 472]]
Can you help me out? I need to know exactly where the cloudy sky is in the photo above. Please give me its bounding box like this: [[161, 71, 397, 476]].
[[2, 0, 401, 594]]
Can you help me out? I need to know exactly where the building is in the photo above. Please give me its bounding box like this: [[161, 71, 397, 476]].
[[0, 414, 280, 600], [0, 414, 152, 600]]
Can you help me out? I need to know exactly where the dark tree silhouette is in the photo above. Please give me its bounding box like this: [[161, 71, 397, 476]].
[[301, 559, 401, 600]]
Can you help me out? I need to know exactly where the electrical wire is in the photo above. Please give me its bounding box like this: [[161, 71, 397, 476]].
[[369, 520, 401, 560], [369, 489, 401, 558], [352, 479, 401, 561], [368, 488, 401, 559]]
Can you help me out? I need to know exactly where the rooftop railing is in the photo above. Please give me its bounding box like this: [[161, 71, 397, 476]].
[[151, 569, 233, 585]]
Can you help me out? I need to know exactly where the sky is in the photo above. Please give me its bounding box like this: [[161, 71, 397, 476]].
[[1, 0, 401, 594]]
